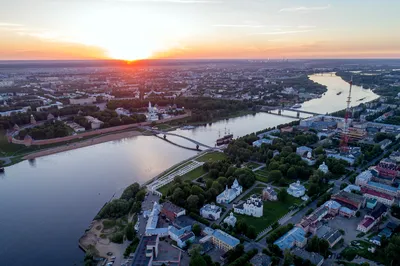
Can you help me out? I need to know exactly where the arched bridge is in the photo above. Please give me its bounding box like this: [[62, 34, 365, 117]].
[[149, 129, 212, 149]]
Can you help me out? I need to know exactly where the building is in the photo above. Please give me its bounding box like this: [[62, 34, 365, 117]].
[[216, 179, 243, 204], [357, 203, 388, 233], [69, 97, 95, 105], [85, 116, 104, 129], [210, 229, 240, 252], [389, 151, 400, 162], [370, 227, 393, 246], [361, 187, 395, 206], [326, 153, 356, 165], [168, 225, 195, 248], [234, 194, 263, 217], [65, 121, 85, 132], [355, 170, 373, 186], [287, 181, 306, 198], [145, 202, 168, 236], [323, 200, 342, 216], [343, 184, 361, 194], [366, 198, 378, 209], [200, 204, 221, 221], [223, 212, 237, 227], [252, 138, 273, 147], [0, 106, 30, 117], [131, 235, 159, 266], [147, 102, 159, 121], [161, 202, 186, 222], [331, 191, 366, 211], [379, 139, 392, 150], [249, 253, 272, 266], [318, 162, 329, 174], [274, 227, 307, 250], [262, 186, 277, 201], [47, 113, 55, 120], [297, 205, 329, 233], [292, 248, 324, 266], [115, 107, 131, 116], [296, 146, 316, 165], [322, 229, 343, 248]]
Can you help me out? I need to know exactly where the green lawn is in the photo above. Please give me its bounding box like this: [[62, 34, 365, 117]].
[[232, 187, 301, 233], [255, 173, 270, 183], [158, 166, 207, 195], [196, 152, 227, 162]]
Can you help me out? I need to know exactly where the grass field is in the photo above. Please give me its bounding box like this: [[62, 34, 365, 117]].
[[158, 166, 207, 195], [233, 187, 302, 233], [246, 162, 262, 169], [196, 152, 227, 162]]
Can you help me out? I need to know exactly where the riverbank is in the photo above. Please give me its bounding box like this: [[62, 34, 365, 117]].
[[23, 130, 143, 160]]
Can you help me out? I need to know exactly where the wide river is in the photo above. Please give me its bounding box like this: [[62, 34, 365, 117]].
[[0, 73, 378, 266]]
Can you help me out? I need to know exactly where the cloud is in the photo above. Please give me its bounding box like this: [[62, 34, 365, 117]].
[[251, 30, 313, 35], [0, 22, 23, 27], [279, 4, 331, 12], [213, 24, 266, 28]]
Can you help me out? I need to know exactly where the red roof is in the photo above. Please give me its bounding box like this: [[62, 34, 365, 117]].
[[360, 217, 374, 228], [361, 187, 394, 201]]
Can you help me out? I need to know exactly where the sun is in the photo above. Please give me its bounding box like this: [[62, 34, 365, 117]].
[[107, 47, 153, 61]]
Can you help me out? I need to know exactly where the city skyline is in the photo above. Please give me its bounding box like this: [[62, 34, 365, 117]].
[[1, 0, 400, 60]]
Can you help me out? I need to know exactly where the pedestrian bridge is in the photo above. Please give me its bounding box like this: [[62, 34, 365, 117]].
[[149, 129, 213, 149]]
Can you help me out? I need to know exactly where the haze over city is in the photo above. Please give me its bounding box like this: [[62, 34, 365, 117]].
[[1, 0, 400, 60]]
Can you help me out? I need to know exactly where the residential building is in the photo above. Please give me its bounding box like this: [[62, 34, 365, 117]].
[[65, 121, 85, 132], [161, 202, 186, 222], [361, 187, 395, 206], [85, 116, 104, 129], [131, 235, 160, 266], [168, 225, 195, 248], [326, 153, 356, 165], [292, 248, 324, 266], [322, 229, 343, 248], [262, 186, 278, 201], [323, 200, 341, 216], [389, 151, 400, 162], [69, 97, 95, 105], [145, 202, 168, 236], [343, 184, 361, 194], [216, 179, 243, 204], [223, 212, 237, 227], [297, 205, 329, 233], [287, 181, 306, 198], [355, 170, 373, 186], [115, 107, 131, 116], [274, 227, 307, 250], [234, 194, 263, 217], [200, 204, 221, 221], [296, 146, 316, 165], [357, 203, 388, 233], [210, 229, 240, 252]]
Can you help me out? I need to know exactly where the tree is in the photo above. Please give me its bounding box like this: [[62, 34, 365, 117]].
[[278, 189, 288, 202], [247, 225, 257, 239], [187, 195, 199, 210], [340, 183, 348, 190], [287, 167, 297, 179], [125, 223, 135, 241], [192, 223, 201, 236], [190, 254, 207, 266], [356, 211, 361, 217], [269, 170, 283, 183]]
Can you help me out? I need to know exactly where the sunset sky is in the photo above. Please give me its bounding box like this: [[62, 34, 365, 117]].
[[1, 0, 399, 60]]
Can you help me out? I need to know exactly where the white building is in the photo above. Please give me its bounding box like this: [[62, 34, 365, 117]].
[[234, 194, 263, 217], [318, 162, 329, 174], [147, 102, 159, 122], [287, 181, 306, 198], [200, 203, 221, 221], [223, 212, 237, 227], [115, 107, 131, 116], [69, 97, 96, 105], [85, 116, 104, 129], [216, 179, 243, 204]]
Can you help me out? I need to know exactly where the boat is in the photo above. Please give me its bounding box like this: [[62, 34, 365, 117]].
[[292, 104, 302, 109], [337, 91, 342, 95], [357, 97, 366, 102], [216, 134, 234, 146]]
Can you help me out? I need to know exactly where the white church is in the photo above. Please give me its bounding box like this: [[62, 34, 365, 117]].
[[216, 179, 243, 204], [147, 102, 159, 122]]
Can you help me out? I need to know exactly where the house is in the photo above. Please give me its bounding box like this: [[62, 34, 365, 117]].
[[200, 204, 221, 221], [223, 212, 237, 227], [210, 229, 240, 252], [297, 205, 329, 233], [216, 179, 243, 204], [355, 170, 373, 186], [318, 162, 329, 174], [389, 151, 400, 162], [322, 229, 343, 248], [161, 202, 186, 222], [249, 253, 272, 266], [287, 181, 306, 198], [357, 203, 388, 233], [65, 121, 85, 132], [274, 227, 307, 250], [296, 146, 316, 165], [115, 107, 131, 116], [323, 200, 341, 216], [379, 139, 392, 150], [69, 97, 95, 105], [168, 225, 195, 248], [370, 227, 393, 246], [366, 198, 378, 209], [296, 146, 313, 156], [85, 116, 104, 129], [262, 187, 277, 201], [292, 248, 324, 266], [234, 194, 263, 217], [361, 187, 395, 206], [343, 184, 361, 194]]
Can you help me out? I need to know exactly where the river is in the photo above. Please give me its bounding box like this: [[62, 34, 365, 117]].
[[0, 73, 378, 266]]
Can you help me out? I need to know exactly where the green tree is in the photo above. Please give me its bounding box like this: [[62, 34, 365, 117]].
[[187, 195, 199, 209], [192, 223, 201, 236], [190, 254, 207, 266], [287, 167, 297, 179], [247, 225, 257, 239], [269, 170, 283, 183], [278, 189, 288, 202], [125, 223, 135, 241]]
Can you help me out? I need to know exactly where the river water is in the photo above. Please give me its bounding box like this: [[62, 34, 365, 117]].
[[0, 73, 378, 266]]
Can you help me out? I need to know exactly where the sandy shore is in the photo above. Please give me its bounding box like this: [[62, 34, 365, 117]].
[[23, 130, 142, 160]]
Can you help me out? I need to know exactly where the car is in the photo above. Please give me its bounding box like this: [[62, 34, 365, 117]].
[[106, 262, 113, 266]]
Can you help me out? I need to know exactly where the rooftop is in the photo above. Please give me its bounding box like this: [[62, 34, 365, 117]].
[[212, 229, 240, 247], [274, 227, 306, 250], [131, 235, 158, 266], [367, 181, 398, 193], [162, 201, 185, 214], [292, 248, 324, 265], [368, 203, 388, 220]]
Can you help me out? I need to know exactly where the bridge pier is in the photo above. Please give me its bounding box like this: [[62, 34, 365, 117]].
[[278, 109, 282, 115], [163, 134, 166, 139], [297, 112, 300, 118]]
